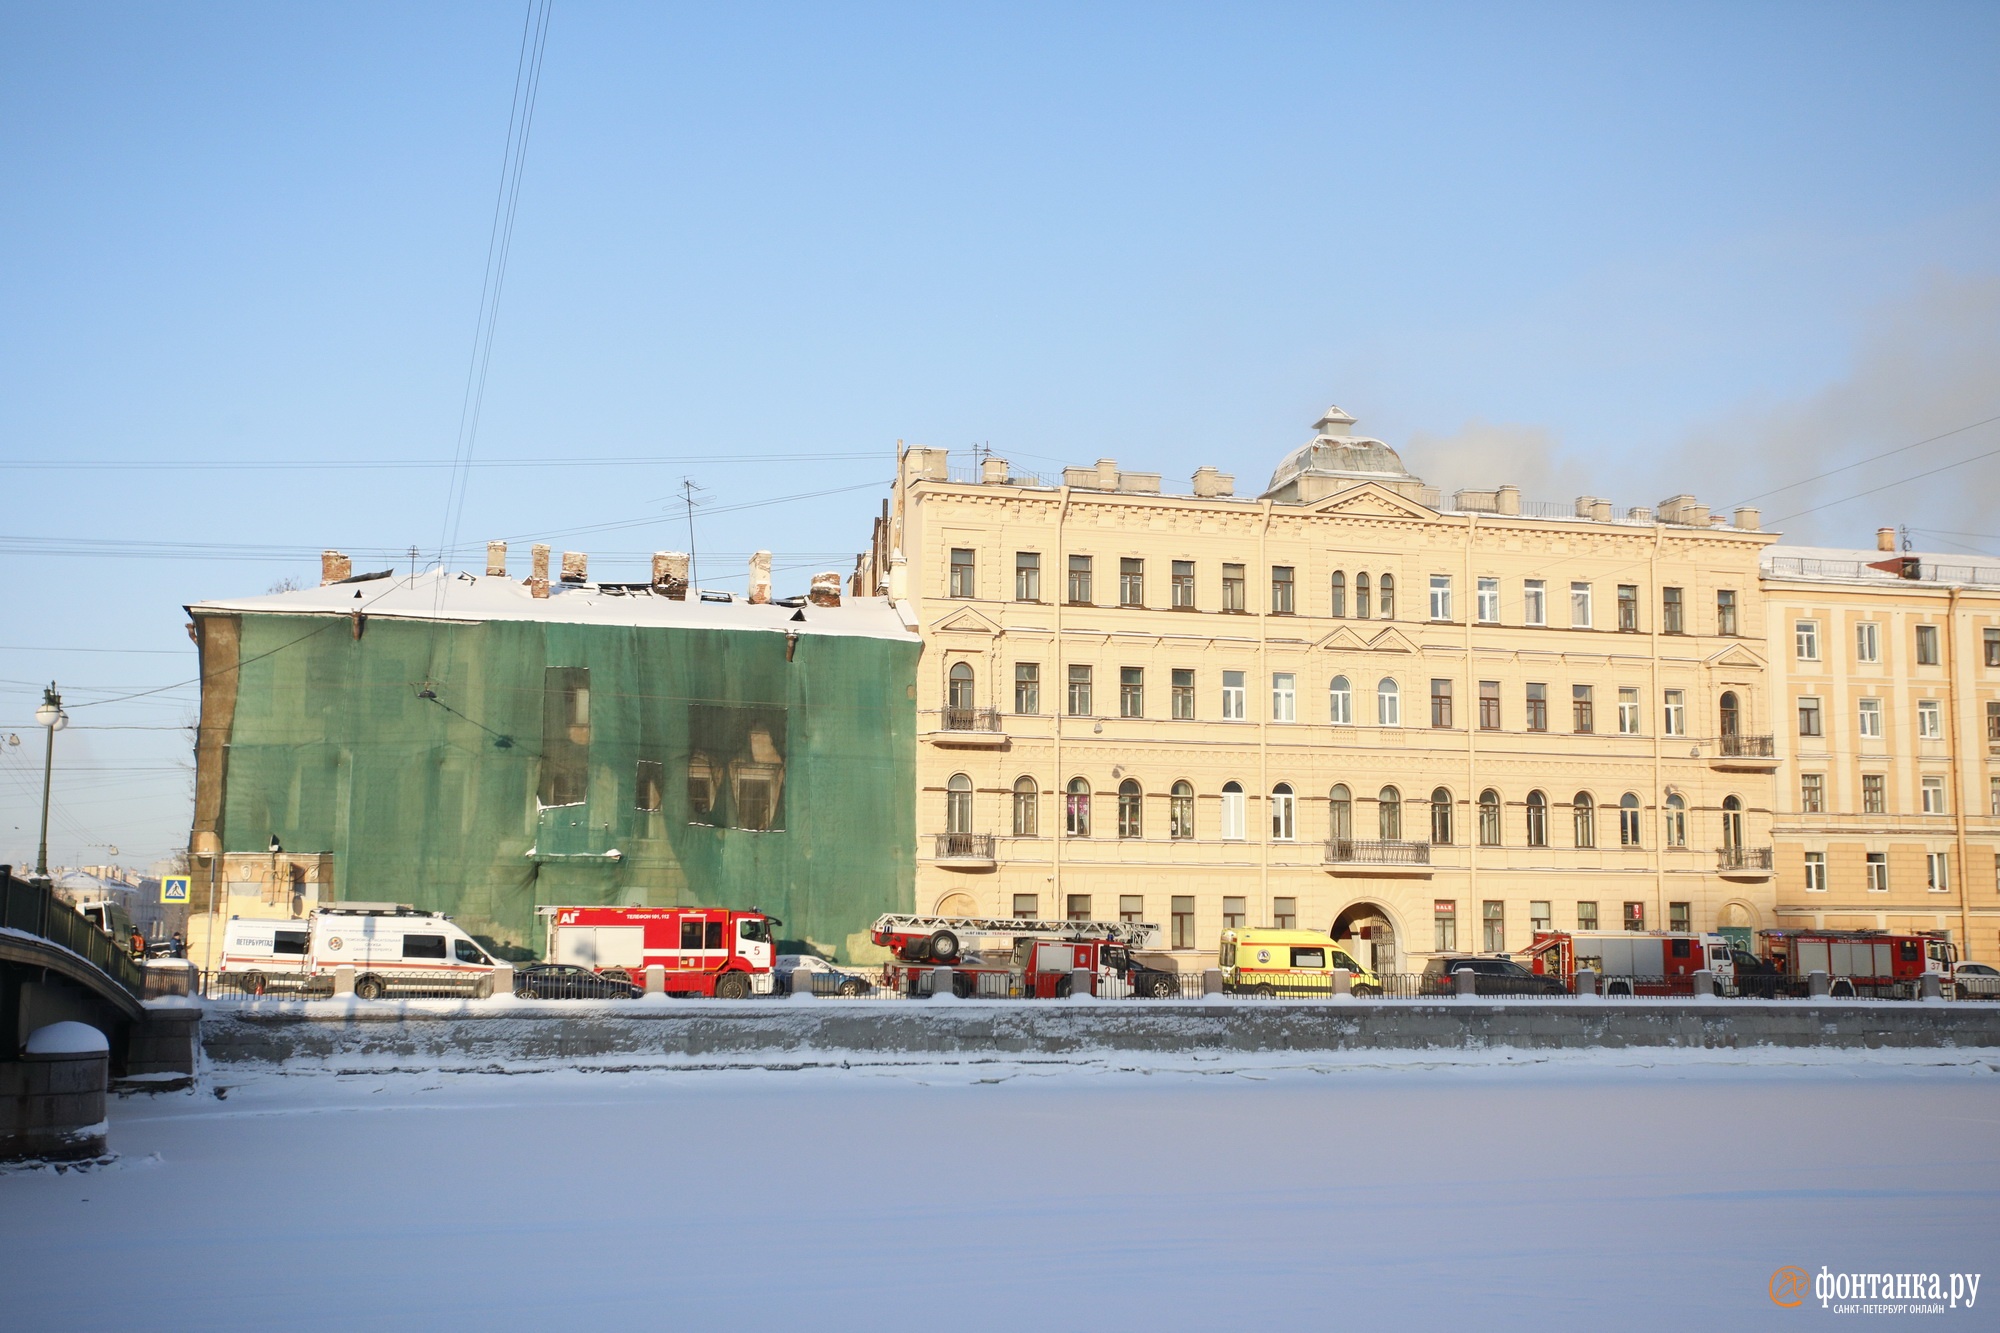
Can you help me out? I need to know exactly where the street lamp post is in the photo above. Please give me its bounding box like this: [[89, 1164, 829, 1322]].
[[33, 682, 68, 882]]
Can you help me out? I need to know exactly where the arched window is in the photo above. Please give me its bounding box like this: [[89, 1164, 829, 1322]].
[[1429, 787, 1453, 845], [1377, 677, 1400, 726], [1330, 571, 1346, 618], [1478, 789, 1501, 846], [947, 661, 975, 712], [1065, 777, 1091, 837], [1169, 780, 1194, 840], [946, 773, 973, 835], [1220, 781, 1246, 841], [1355, 572, 1372, 619], [1271, 782, 1295, 841], [1329, 784, 1353, 842], [1378, 573, 1396, 619], [1012, 776, 1038, 837], [1378, 785, 1402, 841], [1719, 690, 1740, 738], [1619, 792, 1641, 847], [1526, 790, 1548, 847], [1722, 794, 1743, 850], [1117, 779, 1143, 839], [1572, 791, 1596, 849], [1328, 675, 1352, 725], [1664, 793, 1687, 847]]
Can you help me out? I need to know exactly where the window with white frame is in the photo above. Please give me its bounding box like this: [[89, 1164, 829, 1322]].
[[1663, 793, 1686, 847], [1523, 580, 1546, 627], [1429, 575, 1452, 621], [1795, 620, 1820, 661], [1804, 851, 1827, 893], [1270, 783, 1295, 840], [1377, 677, 1400, 726], [1220, 781, 1245, 840], [1866, 852, 1888, 892], [1477, 577, 1499, 624], [1917, 699, 1942, 739], [1221, 670, 1246, 721], [1328, 675, 1352, 725], [949, 549, 976, 598], [1171, 668, 1195, 720], [1617, 687, 1640, 735], [1927, 851, 1951, 892], [1855, 621, 1879, 663], [1570, 582, 1592, 629], [1858, 697, 1883, 738], [1271, 673, 1296, 723], [1922, 775, 1946, 814], [1662, 689, 1685, 736]]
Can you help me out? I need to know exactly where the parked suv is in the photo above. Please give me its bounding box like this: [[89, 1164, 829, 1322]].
[[1420, 954, 1568, 997]]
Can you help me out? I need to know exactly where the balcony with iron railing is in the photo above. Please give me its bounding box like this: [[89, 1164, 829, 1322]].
[[1323, 838, 1434, 876], [933, 832, 997, 868], [1717, 845, 1775, 878], [925, 706, 1009, 748], [1710, 733, 1777, 771]]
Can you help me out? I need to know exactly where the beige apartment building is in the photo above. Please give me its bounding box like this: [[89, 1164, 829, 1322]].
[[855, 408, 1782, 972], [1762, 537, 2000, 962]]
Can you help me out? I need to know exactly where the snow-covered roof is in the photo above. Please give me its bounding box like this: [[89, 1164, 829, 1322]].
[[1263, 406, 1420, 497], [1761, 544, 2000, 589], [190, 569, 916, 640]]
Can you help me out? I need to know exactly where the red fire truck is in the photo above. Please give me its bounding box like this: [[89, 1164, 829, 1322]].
[[1525, 931, 1736, 996], [871, 913, 1173, 998], [1754, 929, 1956, 998], [537, 904, 779, 998]]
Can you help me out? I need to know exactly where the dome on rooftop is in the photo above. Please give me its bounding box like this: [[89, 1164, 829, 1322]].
[[1263, 405, 1418, 498]]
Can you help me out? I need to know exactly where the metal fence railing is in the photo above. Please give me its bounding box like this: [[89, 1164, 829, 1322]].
[[1718, 846, 1775, 872], [199, 970, 494, 1001], [933, 832, 996, 861], [0, 867, 145, 999], [1716, 734, 1776, 758], [1324, 838, 1432, 866]]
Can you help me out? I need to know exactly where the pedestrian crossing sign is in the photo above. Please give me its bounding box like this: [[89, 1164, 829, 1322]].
[[161, 875, 191, 904]]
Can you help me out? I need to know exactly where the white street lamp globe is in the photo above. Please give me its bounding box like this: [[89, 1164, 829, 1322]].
[[35, 702, 67, 730]]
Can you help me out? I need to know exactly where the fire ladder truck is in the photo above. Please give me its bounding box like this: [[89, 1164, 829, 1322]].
[[871, 914, 1173, 998]]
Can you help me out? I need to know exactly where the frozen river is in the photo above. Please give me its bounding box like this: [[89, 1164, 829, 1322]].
[[4, 1048, 1996, 1327]]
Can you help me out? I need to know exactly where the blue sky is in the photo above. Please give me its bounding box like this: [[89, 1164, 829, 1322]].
[[2, 1, 1996, 869]]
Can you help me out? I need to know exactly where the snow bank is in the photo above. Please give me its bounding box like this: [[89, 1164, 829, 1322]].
[[24, 1021, 108, 1055]]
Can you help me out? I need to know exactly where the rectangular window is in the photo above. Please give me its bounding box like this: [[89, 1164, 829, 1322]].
[[1992, 776, 2000, 817], [1862, 774, 1887, 814], [1222, 896, 1246, 930], [1916, 624, 1939, 665], [1066, 664, 1092, 717], [1272, 672, 1296, 723], [1525, 683, 1548, 732], [1477, 577, 1499, 624], [1171, 559, 1195, 609], [1171, 896, 1195, 949], [1927, 852, 1951, 893], [1858, 697, 1883, 738], [1572, 684, 1594, 734], [1429, 574, 1452, 622], [1661, 586, 1684, 634], [272, 929, 309, 956], [1716, 590, 1738, 636], [1013, 893, 1039, 918], [1856, 621, 1879, 663], [1922, 775, 1946, 814], [1529, 901, 1551, 934], [1067, 894, 1092, 922], [1014, 552, 1041, 602], [1669, 902, 1691, 933], [1917, 699, 1942, 739], [1663, 689, 1686, 736], [1804, 852, 1827, 893], [1221, 670, 1246, 721], [1570, 582, 1592, 629], [949, 548, 975, 598], [1524, 580, 1546, 626], [402, 934, 447, 960], [1623, 902, 1646, 932], [1801, 773, 1824, 814], [1433, 900, 1458, 953], [1866, 853, 1888, 893], [1270, 566, 1295, 614], [635, 759, 663, 813], [1577, 901, 1599, 932], [1798, 696, 1823, 738], [1119, 557, 1145, 607], [1481, 901, 1504, 953], [1987, 701, 2000, 743], [1985, 627, 2000, 668], [1272, 897, 1296, 930], [1014, 663, 1040, 715], [1119, 895, 1144, 924], [1794, 620, 1819, 661], [1119, 667, 1144, 718], [1430, 678, 1453, 729], [1617, 584, 1638, 632], [1479, 680, 1501, 730], [1617, 687, 1640, 735], [1171, 668, 1195, 720], [537, 666, 590, 808], [1221, 563, 1246, 612], [1066, 554, 1093, 605]]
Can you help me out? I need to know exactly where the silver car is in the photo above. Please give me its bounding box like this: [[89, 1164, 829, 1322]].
[[1950, 962, 2000, 1000]]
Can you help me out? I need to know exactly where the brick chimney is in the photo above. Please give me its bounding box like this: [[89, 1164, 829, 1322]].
[[654, 551, 689, 600], [528, 543, 550, 599], [320, 551, 352, 586], [809, 571, 842, 607], [1877, 526, 1896, 552], [748, 551, 773, 605], [485, 541, 507, 577], [560, 551, 587, 585]]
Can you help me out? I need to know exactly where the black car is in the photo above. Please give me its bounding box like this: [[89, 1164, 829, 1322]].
[[514, 963, 643, 1000], [1420, 954, 1569, 997]]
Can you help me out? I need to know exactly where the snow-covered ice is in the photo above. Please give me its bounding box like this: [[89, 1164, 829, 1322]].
[[3, 1048, 1997, 1326]]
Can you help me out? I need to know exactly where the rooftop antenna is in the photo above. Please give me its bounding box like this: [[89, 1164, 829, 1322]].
[[680, 478, 707, 592], [1900, 524, 1912, 552]]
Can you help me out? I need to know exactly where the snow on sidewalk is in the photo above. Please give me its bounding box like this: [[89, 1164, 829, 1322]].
[[2, 1048, 1996, 1326]]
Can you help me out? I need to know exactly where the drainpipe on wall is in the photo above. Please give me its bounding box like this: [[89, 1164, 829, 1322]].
[[1051, 485, 1072, 917], [1650, 525, 1667, 932], [1256, 501, 1273, 928], [1463, 512, 1478, 930], [1946, 585, 1972, 952]]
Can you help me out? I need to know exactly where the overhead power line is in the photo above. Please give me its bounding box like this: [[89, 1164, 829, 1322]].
[[1767, 439, 2000, 524], [1734, 410, 2000, 507], [0, 452, 881, 472]]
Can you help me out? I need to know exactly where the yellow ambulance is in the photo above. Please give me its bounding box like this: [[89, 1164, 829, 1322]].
[[1219, 928, 1382, 996]]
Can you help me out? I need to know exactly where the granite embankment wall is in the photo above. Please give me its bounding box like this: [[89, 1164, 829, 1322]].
[[201, 998, 2000, 1068]]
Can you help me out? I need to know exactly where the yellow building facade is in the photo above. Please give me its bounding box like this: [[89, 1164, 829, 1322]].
[[1762, 539, 2000, 962], [859, 409, 1782, 971]]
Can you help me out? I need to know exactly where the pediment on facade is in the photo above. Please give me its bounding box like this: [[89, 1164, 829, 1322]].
[[1303, 483, 1437, 521], [931, 607, 1002, 637], [1365, 626, 1420, 654], [1313, 625, 1374, 652], [1705, 643, 1766, 670]]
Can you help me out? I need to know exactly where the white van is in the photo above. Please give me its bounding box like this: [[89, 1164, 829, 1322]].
[[218, 903, 499, 999]]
